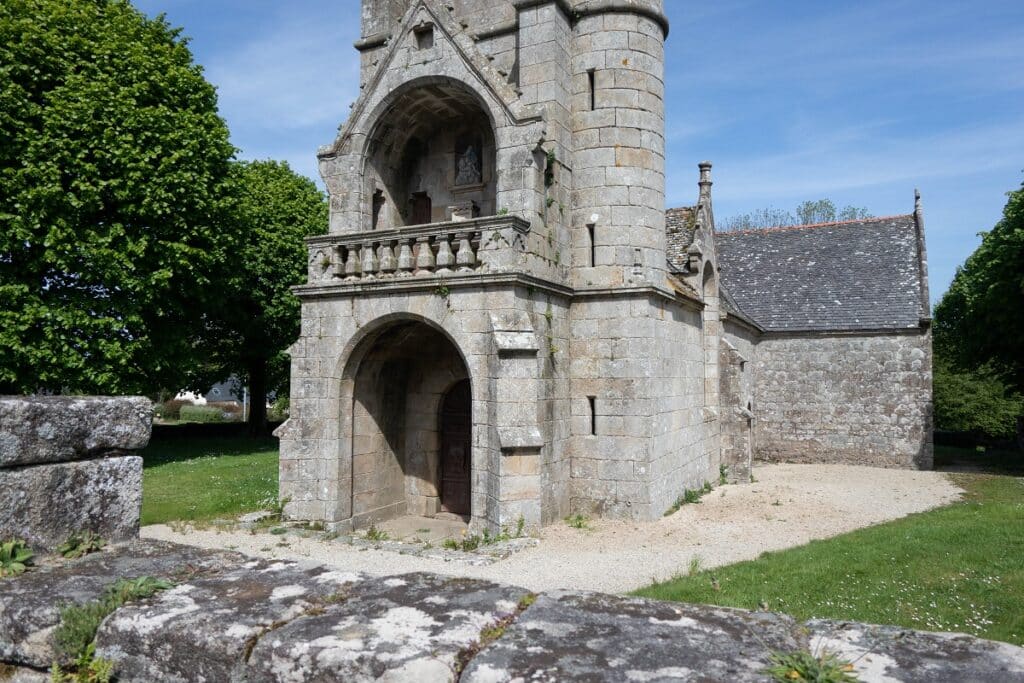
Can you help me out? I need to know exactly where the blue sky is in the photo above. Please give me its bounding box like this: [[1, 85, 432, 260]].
[[134, 0, 1024, 304]]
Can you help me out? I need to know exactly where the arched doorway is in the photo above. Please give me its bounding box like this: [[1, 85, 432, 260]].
[[345, 320, 472, 528]]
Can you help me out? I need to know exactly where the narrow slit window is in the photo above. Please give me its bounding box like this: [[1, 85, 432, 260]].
[[587, 69, 596, 110], [587, 224, 596, 266], [588, 396, 597, 435]]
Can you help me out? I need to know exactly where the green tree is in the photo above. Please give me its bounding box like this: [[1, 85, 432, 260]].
[[795, 199, 871, 225], [933, 357, 1023, 440], [0, 0, 236, 394], [934, 179, 1024, 390], [719, 199, 872, 231], [197, 161, 327, 434]]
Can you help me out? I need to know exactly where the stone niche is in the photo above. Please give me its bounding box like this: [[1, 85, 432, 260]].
[[0, 395, 151, 550], [365, 80, 497, 229]]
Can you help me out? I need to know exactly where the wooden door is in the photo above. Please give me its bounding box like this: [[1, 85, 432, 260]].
[[410, 192, 432, 225], [439, 379, 471, 515]]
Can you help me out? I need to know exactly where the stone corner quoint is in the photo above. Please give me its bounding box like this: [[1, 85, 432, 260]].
[[276, 0, 934, 533]]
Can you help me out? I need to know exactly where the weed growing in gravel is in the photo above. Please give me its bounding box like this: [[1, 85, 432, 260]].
[[442, 518, 527, 552], [565, 513, 590, 530], [664, 482, 713, 516], [719, 464, 729, 485], [363, 524, 389, 542]]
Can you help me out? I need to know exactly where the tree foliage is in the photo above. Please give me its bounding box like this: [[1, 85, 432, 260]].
[[719, 198, 872, 231], [0, 0, 236, 394], [933, 358, 1022, 440], [934, 179, 1024, 390], [194, 160, 327, 432]]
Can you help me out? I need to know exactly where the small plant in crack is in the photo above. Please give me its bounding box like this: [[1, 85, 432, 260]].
[[363, 524, 389, 542], [55, 576, 173, 664], [454, 593, 535, 673], [0, 539, 33, 577], [764, 649, 860, 682], [59, 531, 105, 560]]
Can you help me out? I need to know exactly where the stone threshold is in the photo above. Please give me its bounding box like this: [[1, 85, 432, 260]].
[[201, 512, 542, 567]]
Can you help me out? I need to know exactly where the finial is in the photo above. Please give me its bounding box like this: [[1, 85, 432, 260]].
[[698, 161, 713, 185], [914, 188, 922, 212]]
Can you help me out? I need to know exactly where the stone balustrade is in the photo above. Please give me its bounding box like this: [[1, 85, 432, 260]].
[[306, 215, 530, 285]]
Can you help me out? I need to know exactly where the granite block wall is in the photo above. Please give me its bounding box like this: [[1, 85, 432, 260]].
[[753, 330, 934, 468], [567, 292, 707, 521]]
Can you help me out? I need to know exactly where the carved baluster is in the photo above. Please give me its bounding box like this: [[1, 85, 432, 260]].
[[332, 245, 344, 278], [455, 232, 476, 271], [435, 233, 455, 273], [344, 244, 360, 280], [379, 240, 397, 275], [397, 238, 415, 276], [361, 241, 378, 277], [415, 236, 435, 275]]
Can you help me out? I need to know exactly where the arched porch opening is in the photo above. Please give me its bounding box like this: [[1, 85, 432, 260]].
[[365, 78, 497, 230], [344, 320, 472, 528]]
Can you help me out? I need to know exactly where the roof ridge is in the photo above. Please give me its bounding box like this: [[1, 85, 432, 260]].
[[714, 214, 913, 236]]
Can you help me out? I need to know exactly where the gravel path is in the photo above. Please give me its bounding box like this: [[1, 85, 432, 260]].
[[143, 463, 961, 594]]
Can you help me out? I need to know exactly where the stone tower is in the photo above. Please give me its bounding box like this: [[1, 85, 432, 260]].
[[278, 0, 722, 532]]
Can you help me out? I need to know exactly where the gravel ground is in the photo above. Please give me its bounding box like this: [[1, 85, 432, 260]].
[[142, 463, 961, 594]]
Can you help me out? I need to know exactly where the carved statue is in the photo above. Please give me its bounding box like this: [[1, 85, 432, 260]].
[[455, 143, 481, 186]]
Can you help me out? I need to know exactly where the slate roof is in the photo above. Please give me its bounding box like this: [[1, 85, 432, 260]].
[[714, 215, 927, 332], [665, 206, 697, 273]]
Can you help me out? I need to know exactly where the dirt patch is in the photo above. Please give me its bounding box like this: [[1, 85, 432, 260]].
[[142, 463, 961, 594]]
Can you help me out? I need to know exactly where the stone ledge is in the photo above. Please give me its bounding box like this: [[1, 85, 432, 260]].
[[0, 396, 151, 468], [0, 540, 243, 669], [0, 456, 143, 551], [1, 542, 1021, 681]]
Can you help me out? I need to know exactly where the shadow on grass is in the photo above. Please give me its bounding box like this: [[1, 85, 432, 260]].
[[934, 444, 1024, 477], [140, 424, 280, 525], [143, 424, 279, 468]]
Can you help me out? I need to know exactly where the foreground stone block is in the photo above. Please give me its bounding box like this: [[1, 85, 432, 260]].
[[809, 619, 1024, 682], [0, 456, 142, 551], [462, 590, 804, 682], [96, 559, 364, 683], [0, 396, 151, 468], [0, 540, 243, 669], [247, 572, 531, 682]]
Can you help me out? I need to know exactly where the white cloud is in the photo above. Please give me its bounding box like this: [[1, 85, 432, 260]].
[[206, 7, 361, 133]]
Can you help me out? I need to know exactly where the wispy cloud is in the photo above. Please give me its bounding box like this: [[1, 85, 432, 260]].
[[206, 11, 361, 133], [683, 119, 1024, 204]]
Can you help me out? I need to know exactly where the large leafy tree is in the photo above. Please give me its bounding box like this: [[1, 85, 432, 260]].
[[934, 179, 1024, 390], [197, 160, 327, 433], [0, 0, 236, 394]]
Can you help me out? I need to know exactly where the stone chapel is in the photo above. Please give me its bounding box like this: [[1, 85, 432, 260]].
[[276, 0, 933, 532]]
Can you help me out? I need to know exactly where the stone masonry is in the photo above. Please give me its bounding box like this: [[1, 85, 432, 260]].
[[277, 0, 933, 533], [0, 396, 151, 551]]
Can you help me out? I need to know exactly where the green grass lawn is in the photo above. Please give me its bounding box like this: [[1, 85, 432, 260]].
[[140, 434, 279, 525], [635, 457, 1024, 646]]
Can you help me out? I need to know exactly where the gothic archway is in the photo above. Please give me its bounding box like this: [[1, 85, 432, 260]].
[[342, 319, 472, 527]]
